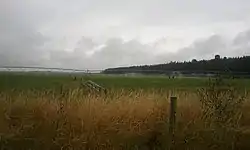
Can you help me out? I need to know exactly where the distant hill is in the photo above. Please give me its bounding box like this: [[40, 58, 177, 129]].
[[103, 55, 250, 77]]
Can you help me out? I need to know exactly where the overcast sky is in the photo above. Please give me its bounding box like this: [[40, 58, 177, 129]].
[[1, 0, 250, 70]]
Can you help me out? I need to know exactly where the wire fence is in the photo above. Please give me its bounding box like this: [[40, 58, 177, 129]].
[[0, 66, 103, 74]]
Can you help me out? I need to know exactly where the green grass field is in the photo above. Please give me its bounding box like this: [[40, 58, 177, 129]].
[[1, 72, 250, 91]]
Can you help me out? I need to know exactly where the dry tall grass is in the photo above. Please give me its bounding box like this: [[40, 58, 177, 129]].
[[0, 89, 249, 150]]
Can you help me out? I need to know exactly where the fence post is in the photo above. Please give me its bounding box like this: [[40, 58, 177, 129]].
[[169, 96, 177, 150]]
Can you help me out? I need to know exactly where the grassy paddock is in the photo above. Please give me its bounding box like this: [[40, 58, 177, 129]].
[[1, 72, 250, 90]]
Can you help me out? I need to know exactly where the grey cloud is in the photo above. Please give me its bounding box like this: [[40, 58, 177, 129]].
[[7, 0, 248, 36], [0, 20, 49, 66], [173, 30, 250, 61], [90, 38, 155, 68], [233, 30, 250, 46], [185, 35, 227, 59], [47, 37, 96, 69], [1, 0, 250, 70], [150, 35, 228, 62], [0, 34, 49, 67], [1, 30, 250, 70], [231, 30, 250, 56], [78, 0, 250, 26], [48, 38, 156, 69], [0, 0, 53, 67], [76, 37, 96, 49], [47, 31, 247, 69]]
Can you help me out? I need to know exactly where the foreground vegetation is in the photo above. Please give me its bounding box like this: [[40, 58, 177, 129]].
[[0, 72, 250, 149], [0, 88, 250, 149]]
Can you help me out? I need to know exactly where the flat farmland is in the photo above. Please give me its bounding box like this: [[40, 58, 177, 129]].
[[1, 72, 250, 90], [0, 72, 250, 149]]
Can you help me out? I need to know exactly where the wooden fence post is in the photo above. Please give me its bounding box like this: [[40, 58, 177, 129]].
[[169, 96, 177, 150]]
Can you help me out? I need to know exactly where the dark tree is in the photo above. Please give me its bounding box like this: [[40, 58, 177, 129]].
[[103, 55, 250, 78], [215, 55, 221, 60]]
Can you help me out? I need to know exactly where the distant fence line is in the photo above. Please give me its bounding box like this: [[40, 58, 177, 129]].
[[0, 66, 102, 73]]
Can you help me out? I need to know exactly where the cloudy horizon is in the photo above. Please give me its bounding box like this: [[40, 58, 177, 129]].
[[1, 0, 250, 70]]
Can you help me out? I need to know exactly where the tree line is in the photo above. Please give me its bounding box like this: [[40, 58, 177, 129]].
[[103, 55, 250, 77]]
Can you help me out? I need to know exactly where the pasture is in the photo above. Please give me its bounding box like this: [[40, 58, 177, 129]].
[[0, 72, 250, 149], [1, 72, 250, 90]]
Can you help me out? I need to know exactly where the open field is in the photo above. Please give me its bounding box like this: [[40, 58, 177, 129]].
[[1, 72, 250, 90], [0, 72, 250, 149]]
